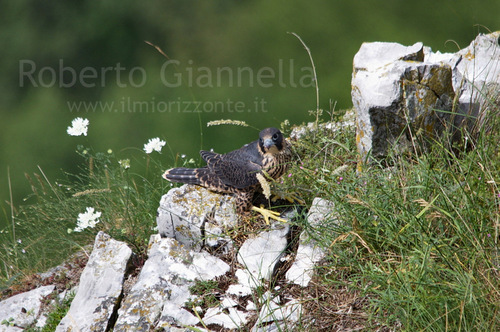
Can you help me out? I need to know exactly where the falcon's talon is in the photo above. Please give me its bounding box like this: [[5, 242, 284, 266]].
[[270, 191, 305, 205], [251, 205, 287, 225]]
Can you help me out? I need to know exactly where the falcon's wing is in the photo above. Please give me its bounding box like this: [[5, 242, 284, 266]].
[[200, 150, 261, 189]]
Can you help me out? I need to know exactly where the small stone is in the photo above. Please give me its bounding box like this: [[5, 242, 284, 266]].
[[252, 293, 302, 331], [307, 197, 338, 226], [203, 306, 249, 329]]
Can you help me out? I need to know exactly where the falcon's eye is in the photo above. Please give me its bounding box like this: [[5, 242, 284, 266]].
[[272, 133, 279, 141]]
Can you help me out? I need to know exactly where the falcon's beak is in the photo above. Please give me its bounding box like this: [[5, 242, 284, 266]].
[[263, 138, 274, 149]]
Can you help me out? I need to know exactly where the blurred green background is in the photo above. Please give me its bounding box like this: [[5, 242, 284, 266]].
[[1, 0, 499, 229]]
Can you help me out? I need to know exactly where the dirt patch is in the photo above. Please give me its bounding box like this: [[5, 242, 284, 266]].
[[1, 247, 90, 301]]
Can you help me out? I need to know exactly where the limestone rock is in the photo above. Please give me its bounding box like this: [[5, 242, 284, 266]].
[[252, 292, 302, 331], [306, 197, 339, 226], [157, 184, 238, 250], [286, 243, 325, 287], [202, 297, 250, 329], [352, 41, 454, 159], [286, 198, 331, 286], [426, 31, 500, 136], [114, 235, 230, 331], [352, 32, 500, 161], [227, 225, 289, 296], [56, 232, 132, 332], [0, 285, 55, 330]]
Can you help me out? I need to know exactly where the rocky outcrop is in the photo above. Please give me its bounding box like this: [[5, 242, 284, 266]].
[[0, 183, 335, 331], [352, 31, 500, 160], [56, 232, 132, 332], [114, 234, 230, 330]]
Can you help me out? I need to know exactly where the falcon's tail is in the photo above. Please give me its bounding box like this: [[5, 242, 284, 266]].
[[162, 167, 202, 185]]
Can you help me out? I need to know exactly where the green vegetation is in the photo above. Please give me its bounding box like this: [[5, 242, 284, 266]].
[[281, 104, 499, 329], [2, 91, 497, 329], [0, 140, 176, 285], [186, 279, 221, 310], [37, 291, 75, 332]]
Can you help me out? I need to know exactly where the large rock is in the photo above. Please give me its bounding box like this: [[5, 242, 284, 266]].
[[114, 235, 230, 331], [227, 225, 290, 296], [352, 32, 500, 161], [56, 232, 132, 332], [352, 41, 454, 159], [0, 285, 55, 331], [157, 184, 238, 250]]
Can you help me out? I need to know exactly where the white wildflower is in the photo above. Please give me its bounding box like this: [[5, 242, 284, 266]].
[[67, 118, 89, 136], [119, 159, 130, 169], [74, 207, 101, 232], [143, 137, 166, 154]]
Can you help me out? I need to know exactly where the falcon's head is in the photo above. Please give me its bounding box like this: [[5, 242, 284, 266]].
[[258, 127, 285, 154]]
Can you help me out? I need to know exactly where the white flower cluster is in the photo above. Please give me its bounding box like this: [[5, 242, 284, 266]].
[[67, 117, 89, 136], [74, 207, 101, 232], [143, 137, 166, 154], [119, 159, 131, 169]]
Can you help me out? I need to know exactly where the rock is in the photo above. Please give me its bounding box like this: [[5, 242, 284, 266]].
[[306, 197, 339, 226], [351, 32, 500, 161], [56, 232, 132, 332], [202, 297, 250, 329], [286, 198, 331, 287], [0, 285, 55, 330], [157, 184, 238, 250], [252, 292, 302, 331], [290, 109, 356, 141], [352, 41, 455, 160], [286, 243, 325, 287], [426, 31, 500, 138], [114, 235, 230, 331], [227, 225, 290, 296]]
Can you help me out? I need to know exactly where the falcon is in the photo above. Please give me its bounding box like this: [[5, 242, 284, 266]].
[[162, 127, 292, 223]]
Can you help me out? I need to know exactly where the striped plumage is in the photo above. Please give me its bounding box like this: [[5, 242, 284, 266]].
[[162, 127, 292, 213]]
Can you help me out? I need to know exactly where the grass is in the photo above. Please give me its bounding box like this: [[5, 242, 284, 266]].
[[36, 291, 75, 332], [0, 142, 178, 294], [280, 99, 499, 329], [185, 279, 221, 310]]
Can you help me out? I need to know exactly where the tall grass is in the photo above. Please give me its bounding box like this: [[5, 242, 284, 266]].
[[285, 93, 499, 329], [0, 144, 177, 290]]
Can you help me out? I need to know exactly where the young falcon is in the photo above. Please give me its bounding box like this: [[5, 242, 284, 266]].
[[162, 127, 292, 223]]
